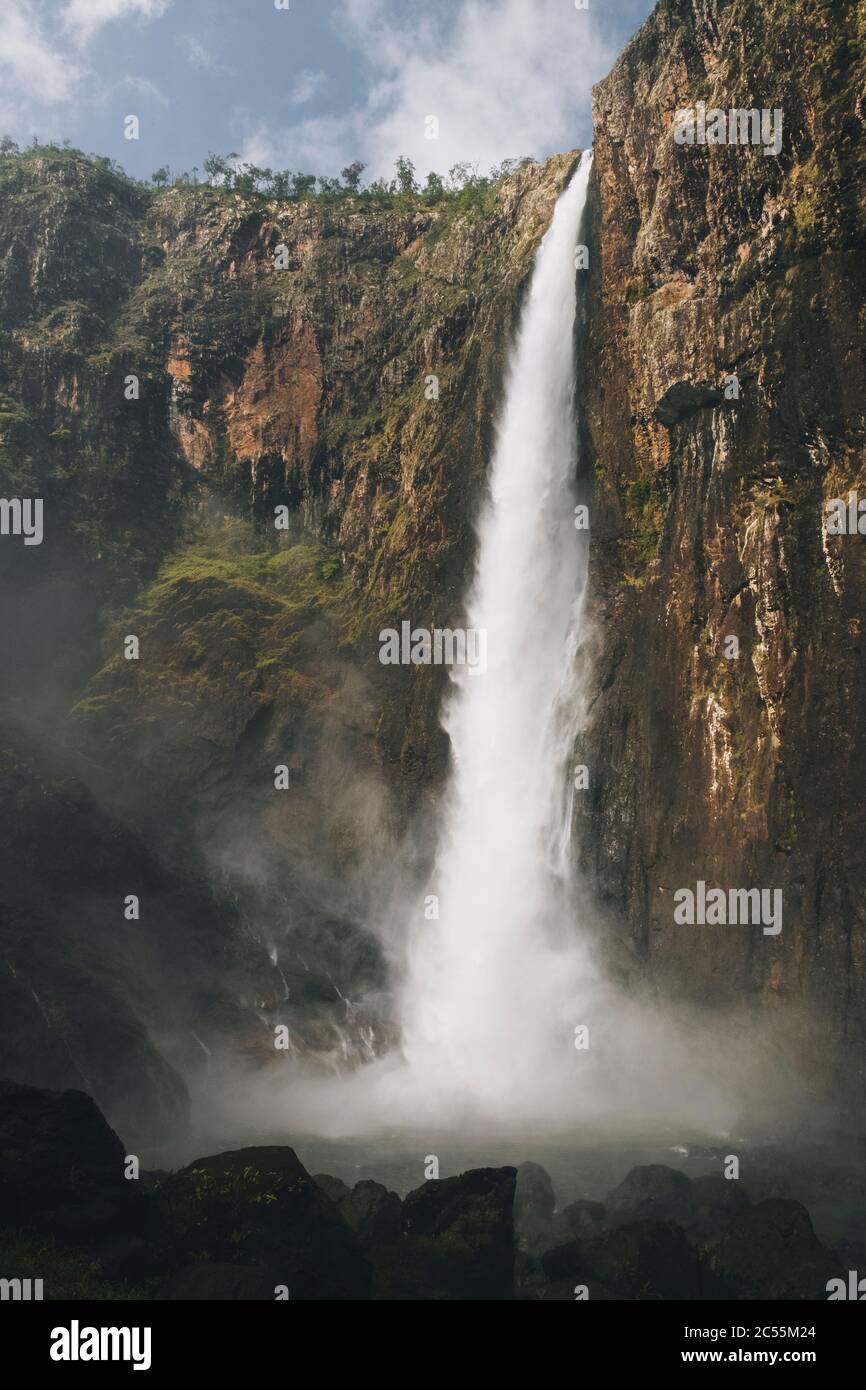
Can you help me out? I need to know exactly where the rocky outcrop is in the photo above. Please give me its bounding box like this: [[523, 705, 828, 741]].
[[580, 0, 866, 1114], [543, 1218, 709, 1299], [391, 1166, 517, 1299], [0, 1080, 144, 1246], [605, 1163, 694, 1226], [514, 1160, 557, 1247], [707, 1197, 836, 1299], [150, 1145, 370, 1299]]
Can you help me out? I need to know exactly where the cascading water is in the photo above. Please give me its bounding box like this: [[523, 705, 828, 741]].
[[221, 148, 770, 1143], [396, 151, 597, 1121]]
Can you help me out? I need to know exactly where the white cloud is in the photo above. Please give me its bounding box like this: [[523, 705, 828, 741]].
[[119, 75, 169, 107], [62, 0, 173, 45], [178, 33, 219, 73], [240, 0, 613, 179], [238, 111, 353, 178], [0, 0, 173, 138], [289, 69, 327, 106], [0, 2, 81, 133]]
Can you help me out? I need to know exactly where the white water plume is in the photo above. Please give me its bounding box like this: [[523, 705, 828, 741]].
[[394, 150, 596, 1117]]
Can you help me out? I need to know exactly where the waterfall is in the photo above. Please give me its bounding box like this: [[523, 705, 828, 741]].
[[396, 151, 597, 1121], [230, 148, 760, 1139]]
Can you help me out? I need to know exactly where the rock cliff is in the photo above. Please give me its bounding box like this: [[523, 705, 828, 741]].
[[580, 0, 866, 1110], [0, 0, 863, 1135]]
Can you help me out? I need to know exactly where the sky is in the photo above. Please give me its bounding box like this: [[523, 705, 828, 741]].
[[0, 0, 658, 183]]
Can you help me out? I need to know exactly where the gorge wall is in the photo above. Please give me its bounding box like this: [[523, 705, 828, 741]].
[[0, 0, 863, 1141], [580, 0, 866, 1112]]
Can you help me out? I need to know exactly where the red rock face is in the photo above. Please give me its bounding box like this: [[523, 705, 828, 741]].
[[581, 0, 866, 1111]]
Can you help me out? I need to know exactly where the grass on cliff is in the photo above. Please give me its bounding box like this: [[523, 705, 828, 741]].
[[621, 476, 664, 585], [69, 519, 356, 720]]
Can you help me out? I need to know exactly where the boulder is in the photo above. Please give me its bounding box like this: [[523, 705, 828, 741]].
[[0, 1079, 144, 1245], [686, 1174, 751, 1244], [339, 1180, 402, 1250], [391, 1166, 516, 1299], [312, 1174, 402, 1250], [151, 1146, 370, 1300], [557, 1198, 607, 1238], [514, 1162, 556, 1246], [707, 1198, 837, 1299], [606, 1164, 693, 1226], [543, 1218, 708, 1299], [312, 1173, 352, 1204]]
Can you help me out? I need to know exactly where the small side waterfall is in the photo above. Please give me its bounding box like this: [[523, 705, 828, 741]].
[[397, 152, 596, 1120]]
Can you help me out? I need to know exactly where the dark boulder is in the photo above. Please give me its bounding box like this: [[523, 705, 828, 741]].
[[514, 1162, 556, 1246], [606, 1164, 693, 1226], [151, 1146, 370, 1300], [312, 1174, 402, 1250], [543, 1219, 708, 1299], [389, 1166, 516, 1299], [686, 1174, 751, 1244], [339, 1180, 402, 1250], [707, 1198, 836, 1299], [312, 1173, 352, 1204], [0, 1079, 144, 1245], [557, 1198, 607, 1238]]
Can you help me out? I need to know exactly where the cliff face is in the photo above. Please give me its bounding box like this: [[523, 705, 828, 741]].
[[0, 148, 578, 1138], [581, 0, 866, 1108], [1, 0, 863, 1138]]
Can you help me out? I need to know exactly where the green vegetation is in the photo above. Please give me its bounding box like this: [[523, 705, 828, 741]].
[[743, 471, 814, 519], [69, 519, 354, 727], [0, 1233, 156, 1300], [622, 476, 664, 584], [0, 135, 536, 215]]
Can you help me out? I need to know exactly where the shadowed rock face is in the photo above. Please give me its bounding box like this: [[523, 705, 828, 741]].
[[579, 0, 866, 1115], [0, 1079, 144, 1244]]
